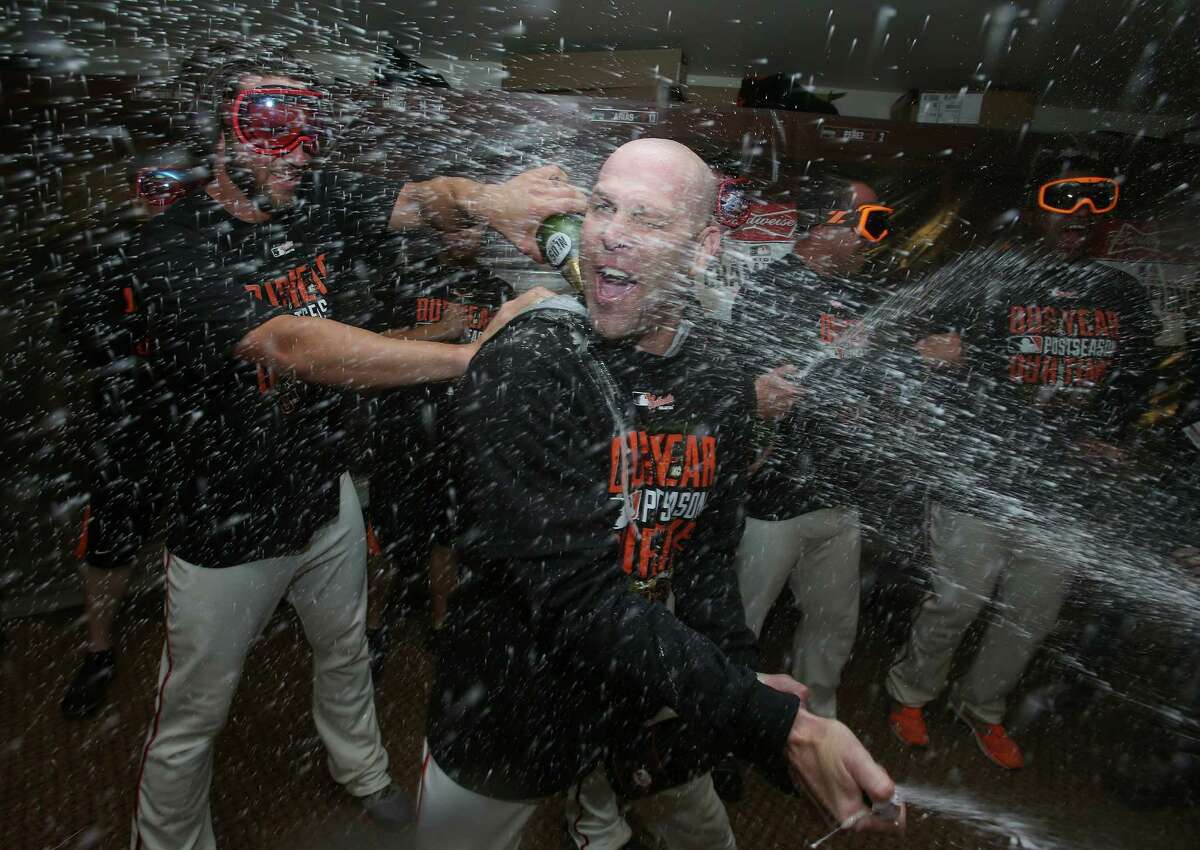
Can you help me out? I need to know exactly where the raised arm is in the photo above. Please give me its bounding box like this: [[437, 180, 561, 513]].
[[234, 287, 551, 390], [389, 166, 587, 261]]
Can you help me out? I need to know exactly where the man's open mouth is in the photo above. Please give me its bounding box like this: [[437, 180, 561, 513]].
[[594, 267, 638, 304]]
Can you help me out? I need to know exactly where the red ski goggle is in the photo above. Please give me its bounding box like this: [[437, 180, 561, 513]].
[[230, 87, 326, 156], [135, 167, 193, 209], [820, 204, 893, 243], [1037, 176, 1119, 215]]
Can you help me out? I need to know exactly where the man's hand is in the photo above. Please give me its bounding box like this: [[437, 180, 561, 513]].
[[476, 166, 588, 262], [469, 286, 557, 351], [755, 365, 802, 422], [431, 303, 467, 342], [915, 332, 963, 366], [785, 707, 906, 835]]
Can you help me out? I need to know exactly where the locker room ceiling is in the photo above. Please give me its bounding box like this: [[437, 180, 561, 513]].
[[13, 0, 1200, 114]]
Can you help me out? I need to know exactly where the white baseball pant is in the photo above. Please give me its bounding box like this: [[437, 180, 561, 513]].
[[414, 747, 540, 850], [886, 501, 1072, 724], [735, 508, 861, 718], [565, 767, 736, 850], [131, 473, 390, 850]]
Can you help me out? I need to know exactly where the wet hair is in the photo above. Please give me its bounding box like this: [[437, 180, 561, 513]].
[[175, 38, 318, 161]]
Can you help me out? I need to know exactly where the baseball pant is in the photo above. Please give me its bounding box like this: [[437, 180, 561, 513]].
[[565, 768, 736, 850], [131, 473, 390, 850], [886, 501, 1072, 725], [735, 508, 861, 718], [414, 747, 539, 850]]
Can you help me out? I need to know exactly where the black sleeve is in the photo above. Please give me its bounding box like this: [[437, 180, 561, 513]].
[[672, 373, 758, 670], [733, 260, 809, 371], [58, 246, 143, 369], [457, 322, 800, 767]]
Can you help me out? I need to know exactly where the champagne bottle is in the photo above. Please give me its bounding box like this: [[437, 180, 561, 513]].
[[535, 213, 584, 293]]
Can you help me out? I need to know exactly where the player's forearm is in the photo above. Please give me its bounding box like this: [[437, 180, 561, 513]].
[[237, 315, 473, 389], [380, 322, 460, 343], [389, 177, 489, 233]]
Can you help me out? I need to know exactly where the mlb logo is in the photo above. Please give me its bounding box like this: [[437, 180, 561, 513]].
[[1007, 335, 1043, 354]]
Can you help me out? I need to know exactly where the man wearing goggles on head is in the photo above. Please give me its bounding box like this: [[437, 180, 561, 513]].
[[125, 39, 582, 850], [725, 176, 896, 724], [886, 150, 1158, 771]]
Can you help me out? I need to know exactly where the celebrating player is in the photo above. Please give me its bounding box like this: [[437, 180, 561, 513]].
[[415, 138, 905, 850], [733, 176, 892, 721], [126, 39, 581, 850], [887, 148, 1160, 769]]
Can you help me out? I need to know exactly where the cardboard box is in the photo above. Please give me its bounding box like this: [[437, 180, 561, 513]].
[[503, 49, 687, 96], [891, 89, 1034, 131]]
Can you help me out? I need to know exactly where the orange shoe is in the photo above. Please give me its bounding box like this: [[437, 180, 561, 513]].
[[954, 709, 1024, 769], [888, 704, 930, 747]]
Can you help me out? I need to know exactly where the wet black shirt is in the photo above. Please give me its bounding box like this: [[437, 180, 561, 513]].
[[134, 171, 403, 567], [370, 257, 514, 423], [913, 247, 1160, 515], [428, 305, 800, 799], [731, 254, 896, 520]]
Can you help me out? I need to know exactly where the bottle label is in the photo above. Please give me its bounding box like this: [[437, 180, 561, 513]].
[[545, 231, 573, 268]]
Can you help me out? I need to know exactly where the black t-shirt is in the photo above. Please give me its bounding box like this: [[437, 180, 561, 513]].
[[370, 257, 514, 426], [428, 305, 799, 800], [731, 254, 898, 520], [913, 246, 1160, 514], [135, 170, 403, 567]]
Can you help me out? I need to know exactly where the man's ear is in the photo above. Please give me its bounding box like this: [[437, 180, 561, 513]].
[[691, 223, 723, 277]]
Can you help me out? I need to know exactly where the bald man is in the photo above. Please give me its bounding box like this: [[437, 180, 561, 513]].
[[415, 141, 904, 850]]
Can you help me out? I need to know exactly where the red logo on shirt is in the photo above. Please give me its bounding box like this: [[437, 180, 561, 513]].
[[730, 203, 798, 243]]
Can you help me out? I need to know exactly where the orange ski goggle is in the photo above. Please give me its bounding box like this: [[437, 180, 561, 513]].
[[1037, 177, 1119, 215], [820, 204, 893, 242]]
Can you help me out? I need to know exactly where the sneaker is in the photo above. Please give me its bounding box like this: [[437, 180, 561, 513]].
[[61, 649, 117, 720], [359, 781, 414, 829], [888, 704, 930, 747], [952, 707, 1024, 769], [366, 627, 389, 682]]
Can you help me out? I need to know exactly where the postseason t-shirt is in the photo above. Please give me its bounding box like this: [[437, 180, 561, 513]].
[[369, 256, 514, 444], [913, 246, 1160, 515], [134, 170, 403, 567]]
